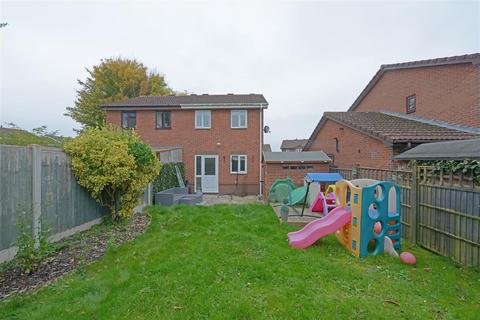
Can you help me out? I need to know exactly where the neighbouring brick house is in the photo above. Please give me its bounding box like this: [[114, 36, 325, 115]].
[[102, 94, 268, 196], [349, 53, 480, 128], [305, 54, 480, 169], [303, 112, 477, 169], [280, 139, 309, 152], [262, 151, 331, 195]]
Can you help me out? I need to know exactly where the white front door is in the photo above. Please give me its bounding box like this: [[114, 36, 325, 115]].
[[195, 155, 219, 193]]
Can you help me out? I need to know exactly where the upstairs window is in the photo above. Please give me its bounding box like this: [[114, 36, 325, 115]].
[[231, 110, 247, 128], [406, 94, 416, 114], [156, 111, 171, 129], [231, 155, 247, 174], [195, 110, 211, 129], [122, 111, 136, 129], [334, 137, 340, 153]]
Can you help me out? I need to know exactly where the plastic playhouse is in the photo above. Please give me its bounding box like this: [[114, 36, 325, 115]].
[[288, 178, 402, 258], [310, 192, 336, 215], [304, 173, 343, 205]]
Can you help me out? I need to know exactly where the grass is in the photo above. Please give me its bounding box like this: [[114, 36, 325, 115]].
[[0, 128, 69, 147], [1, 204, 479, 319]]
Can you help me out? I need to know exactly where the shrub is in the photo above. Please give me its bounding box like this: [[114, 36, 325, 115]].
[[408, 159, 480, 182], [64, 126, 160, 220], [152, 162, 185, 193]]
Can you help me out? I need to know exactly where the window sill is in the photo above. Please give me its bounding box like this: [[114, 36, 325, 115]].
[[230, 172, 247, 175], [156, 127, 172, 130], [231, 127, 248, 129], [195, 127, 211, 130]]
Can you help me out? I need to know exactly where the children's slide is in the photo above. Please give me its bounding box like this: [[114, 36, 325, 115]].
[[288, 207, 352, 249]]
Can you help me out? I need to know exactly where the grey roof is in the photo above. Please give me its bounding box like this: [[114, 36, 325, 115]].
[[349, 53, 480, 111], [381, 111, 480, 134], [304, 112, 478, 150], [263, 151, 331, 163], [280, 139, 309, 150], [394, 139, 480, 160], [100, 94, 268, 108]]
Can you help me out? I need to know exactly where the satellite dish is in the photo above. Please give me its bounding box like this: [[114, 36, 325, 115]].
[[263, 125, 271, 133]]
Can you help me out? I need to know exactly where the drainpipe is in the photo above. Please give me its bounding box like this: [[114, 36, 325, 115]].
[[259, 106, 264, 199]]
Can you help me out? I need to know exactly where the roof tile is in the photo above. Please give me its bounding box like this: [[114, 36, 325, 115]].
[[280, 139, 309, 149], [101, 94, 268, 108], [264, 151, 331, 163], [305, 112, 478, 147]]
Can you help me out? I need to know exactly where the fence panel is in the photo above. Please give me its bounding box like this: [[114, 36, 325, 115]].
[[0, 145, 109, 262], [0, 146, 34, 252], [40, 147, 108, 236], [330, 168, 354, 180], [158, 148, 182, 164], [417, 166, 480, 268]]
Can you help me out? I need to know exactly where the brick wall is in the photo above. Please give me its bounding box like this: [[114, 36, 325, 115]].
[[305, 119, 395, 169], [263, 162, 329, 196], [353, 64, 480, 128], [106, 108, 263, 195]]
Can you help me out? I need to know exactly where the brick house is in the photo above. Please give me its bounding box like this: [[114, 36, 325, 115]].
[[349, 53, 480, 128], [304, 112, 477, 169], [304, 54, 480, 169], [280, 139, 309, 152], [102, 94, 268, 196]]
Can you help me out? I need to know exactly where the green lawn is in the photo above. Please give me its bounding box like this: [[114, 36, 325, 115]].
[[1, 204, 479, 319]]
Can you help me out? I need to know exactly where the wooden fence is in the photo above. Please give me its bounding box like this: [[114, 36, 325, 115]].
[[331, 165, 480, 269], [0, 145, 150, 263], [156, 148, 182, 164]]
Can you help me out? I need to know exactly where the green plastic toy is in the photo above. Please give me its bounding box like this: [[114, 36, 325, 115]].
[[268, 178, 297, 203]]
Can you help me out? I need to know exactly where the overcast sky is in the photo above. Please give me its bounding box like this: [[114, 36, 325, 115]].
[[1, 1, 478, 150]]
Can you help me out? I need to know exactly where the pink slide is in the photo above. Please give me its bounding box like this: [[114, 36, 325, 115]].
[[288, 207, 352, 249]]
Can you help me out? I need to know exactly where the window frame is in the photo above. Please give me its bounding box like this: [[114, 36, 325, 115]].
[[406, 94, 416, 114], [230, 154, 247, 174], [231, 110, 248, 129], [195, 110, 211, 129], [334, 137, 340, 153], [156, 111, 172, 129], [121, 111, 137, 129]]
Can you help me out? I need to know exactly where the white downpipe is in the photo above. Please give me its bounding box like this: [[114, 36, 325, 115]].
[[259, 107, 263, 198]]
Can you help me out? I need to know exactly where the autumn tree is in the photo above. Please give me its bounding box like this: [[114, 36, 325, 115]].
[[65, 58, 174, 130]]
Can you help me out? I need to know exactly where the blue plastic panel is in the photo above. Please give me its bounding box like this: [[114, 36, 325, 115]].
[[304, 173, 344, 183]]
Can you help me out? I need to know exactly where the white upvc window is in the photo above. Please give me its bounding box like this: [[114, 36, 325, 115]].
[[195, 110, 211, 129], [231, 110, 247, 128], [230, 155, 247, 174]]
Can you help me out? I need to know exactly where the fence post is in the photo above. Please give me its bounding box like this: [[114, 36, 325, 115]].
[[148, 182, 153, 205], [352, 165, 359, 179], [31, 144, 42, 248], [411, 163, 418, 244]]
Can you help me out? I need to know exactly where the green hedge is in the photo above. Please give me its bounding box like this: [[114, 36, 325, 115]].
[[152, 162, 186, 193]]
